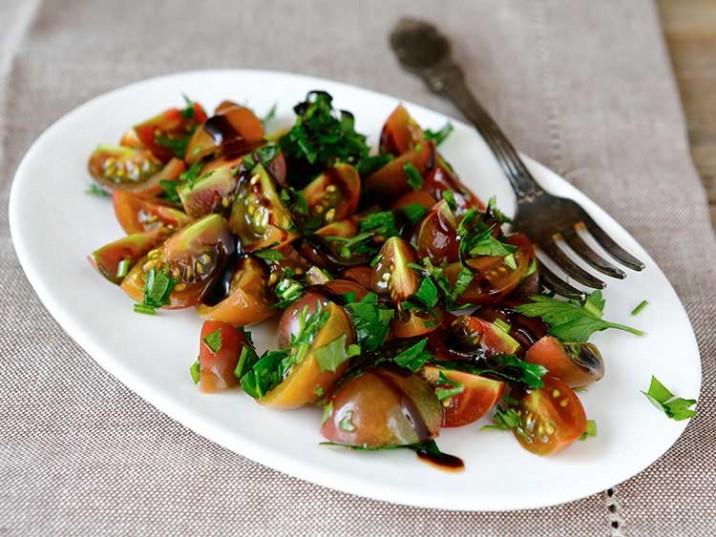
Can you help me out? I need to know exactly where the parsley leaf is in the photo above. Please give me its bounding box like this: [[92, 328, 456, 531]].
[[133, 267, 176, 314], [424, 122, 454, 146], [631, 299, 649, 316], [434, 371, 464, 401], [356, 153, 394, 176], [189, 360, 200, 384], [180, 94, 196, 119], [344, 292, 394, 352], [261, 102, 278, 125], [578, 419, 597, 441], [314, 334, 361, 373], [403, 162, 424, 190], [516, 291, 644, 342], [393, 338, 432, 372], [467, 227, 517, 257], [481, 405, 530, 441], [413, 276, 439, 308], [254, 248, 284, 262], [234, 345, 259, 379], [642, 376, 697, 421], [359, 211, 399, 239], [85, 184, 111, 198], [401, 203, 428, 224], [202, 329, 222, 354]]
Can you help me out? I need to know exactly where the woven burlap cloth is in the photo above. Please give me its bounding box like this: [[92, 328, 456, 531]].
[[2, 0, 715, 535]]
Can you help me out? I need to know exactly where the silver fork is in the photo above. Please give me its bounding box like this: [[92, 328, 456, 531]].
[[389, 19, 644, 299]]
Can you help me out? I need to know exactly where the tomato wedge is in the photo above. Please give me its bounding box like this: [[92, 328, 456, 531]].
[[513, 375, 587, 456], [89, 227, 171, 284], [198, 320, 255, 393], [134, 101, 208, 162], [112, 190, 191, 235], [525, 336, 604, 388]]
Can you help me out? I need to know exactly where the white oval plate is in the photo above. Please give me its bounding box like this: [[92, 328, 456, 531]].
[[9, 70, 701, 511]]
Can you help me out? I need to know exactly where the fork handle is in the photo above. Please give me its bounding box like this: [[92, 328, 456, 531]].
[[421, 63, 545, 203]]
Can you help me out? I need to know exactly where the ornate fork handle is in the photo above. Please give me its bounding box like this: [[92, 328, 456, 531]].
[[421, 62, 545, 204]]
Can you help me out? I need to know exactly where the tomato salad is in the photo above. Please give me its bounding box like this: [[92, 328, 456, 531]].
[[86, 91, 643, 468]]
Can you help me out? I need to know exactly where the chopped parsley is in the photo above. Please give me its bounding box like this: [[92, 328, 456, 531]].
[[202, 329, 223, 354], [424, 122, 454, 146], [401, 203, 428, 224], [314, 334, 361, 373], [189, 360, 201, 384], [273, 276, 306, 309], [434, 371, 464, 402], [467, 227, 517, 258], [115, 259, 130, 279], [180, 94, 196, 119], [442, 190, 457, 210], [356, 153, 394, 176], [412, 276, 439, 309], [261, 102, 278, 125], [578, 419, 597, 441], [338, 410, 357, 432], [234, 345, 259, 379], [631, 300, 649, 316], [254, 248, 284, 262], [481, 405, 530, 441], [393, 338, 432, 372], [133, 267, 176, 314], [516, 291, 644, 343], [403, 162, 424, 190], [321, 401, 333, 425], [642, 376, 697, 421], [344, 292, 394, 352], [85, 184, 111, 197]]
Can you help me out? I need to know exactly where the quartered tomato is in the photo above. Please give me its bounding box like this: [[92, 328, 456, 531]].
[[450, 315, 521, 356], [392, 308, 443, 339], [321, 366, 442, 447], [112, 190, 191, 235], [379, 104, 425, 156], [473, 303, 548, 350], [277, 290, 331, 348], [94, 157, 186, 197], [525, 336, 605, 388], [178, 160, 239, 219], [88, 145, 163, 189], [512, 375, 587, 456], [185, 102, 264, 163], [322, 279, 369, 303], [260, 302, 355, 409], [415, 199, 459, 265], [229, 163, 297, 252], [302, 163, 361, 226], [371, 237, 419, 303], [314, 218, 359, 240], [134, 101, 208, 162], [363, 141, 436, 204], [121, 214, 235, 308], [198, 320, 255, 393], [421, 365, 505, 427], [391, 189, 438, 211], [444, 247, 531, 305], [88, 227, 171, 285], [423, 159, 482, 212], [197, 256, 275, 326], [340, 265, 373, 289]]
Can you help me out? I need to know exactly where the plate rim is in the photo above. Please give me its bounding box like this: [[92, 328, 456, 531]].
[[8, 68, 702, 511]]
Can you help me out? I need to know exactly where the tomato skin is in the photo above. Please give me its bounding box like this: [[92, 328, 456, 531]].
[[109, 157, 186, 197], [198, 320, 253, 393], [371, 237, 419, 302], [514, 375, 587, 456], [525, 336, 604, 388], [321, 367, 442, 448], [178, 162, 238, 219], [302, 164, 361, 226], [391, 190, 438, 211], [197, 257, 275, 327], [112, 190, 191, 235], [340, 266, 373, 289], [415, 199, 459, 265], [379, 104, 425, 156], [423, 159, 483, 212], [88, 145, 163, 189], [392, 308, 443, 339], [277, 291, 331, 349], [450, 315, 521, 356], [363, 141, 436, 204], [421, 365, 505, 427], [261, 302, 354, 409], [134, 102, 208, 162], [89, 227, 171, 284], [121, 214, 235, 309], [185, 103, 264, 163]]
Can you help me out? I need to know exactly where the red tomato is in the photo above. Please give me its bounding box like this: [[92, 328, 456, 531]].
[[525, 336, 604, 388], [415, 199, 459, 265], [392, 308, 443, 339], [513, 375, 587, 456], [371, 237, 419, 302], [379, 104, 425, 156], [302, 164, 361, 226], [134, 102, 208, 162], [423, 159, 483, 212], [321, 367, 442, 447], [88, 145, 163, 189], [198, 320, 253, 393], [112, 190, 191, 235], [88, 227, 171, 285], [391, 190, 438, 211], [421, 365, 505, 427], [450, 315, 521, 356], [363, 141, 436, 204]]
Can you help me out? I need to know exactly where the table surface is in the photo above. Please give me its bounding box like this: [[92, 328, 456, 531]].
[[658, 0, 716, 227]]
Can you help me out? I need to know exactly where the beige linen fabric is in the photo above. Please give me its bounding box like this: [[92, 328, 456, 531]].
[[2, 1, 715, 535]]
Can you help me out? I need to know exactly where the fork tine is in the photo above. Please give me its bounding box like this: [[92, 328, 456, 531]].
[[537, 261, 586, 300], [561, 230, 626, 279], [541, 242, 606, 289], [579, 218, 645, 271]]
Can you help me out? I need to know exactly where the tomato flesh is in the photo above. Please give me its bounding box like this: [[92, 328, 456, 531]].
[[450, 315, 521, 356], [363, 141, 436, 204], [525, 336, 604, 387], [421, 365, 505, 427], [134, 102, 208, 162], [513, 375, 587, 456], [89, 227, 170, 284], [379, 104, 425, 156], [198, 320, 254, 393], [112, 190, 191, 235], [415, 199, 459, 265], [88, 145, 163, 189]]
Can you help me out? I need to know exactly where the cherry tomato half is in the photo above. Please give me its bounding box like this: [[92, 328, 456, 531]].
[[371, 237, 419, 303], [450, 315, 521, 356], [321, 367, 442, 448], [134, 102, 208, 162], [415, 199, 459, 265], [525, 336, 604, 388], [513, 375, 587, 456], [112, 190, 191, 235], [198, 320, 255, 393], [302, 164, 361, 226], [379, 104, 425, 156]]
